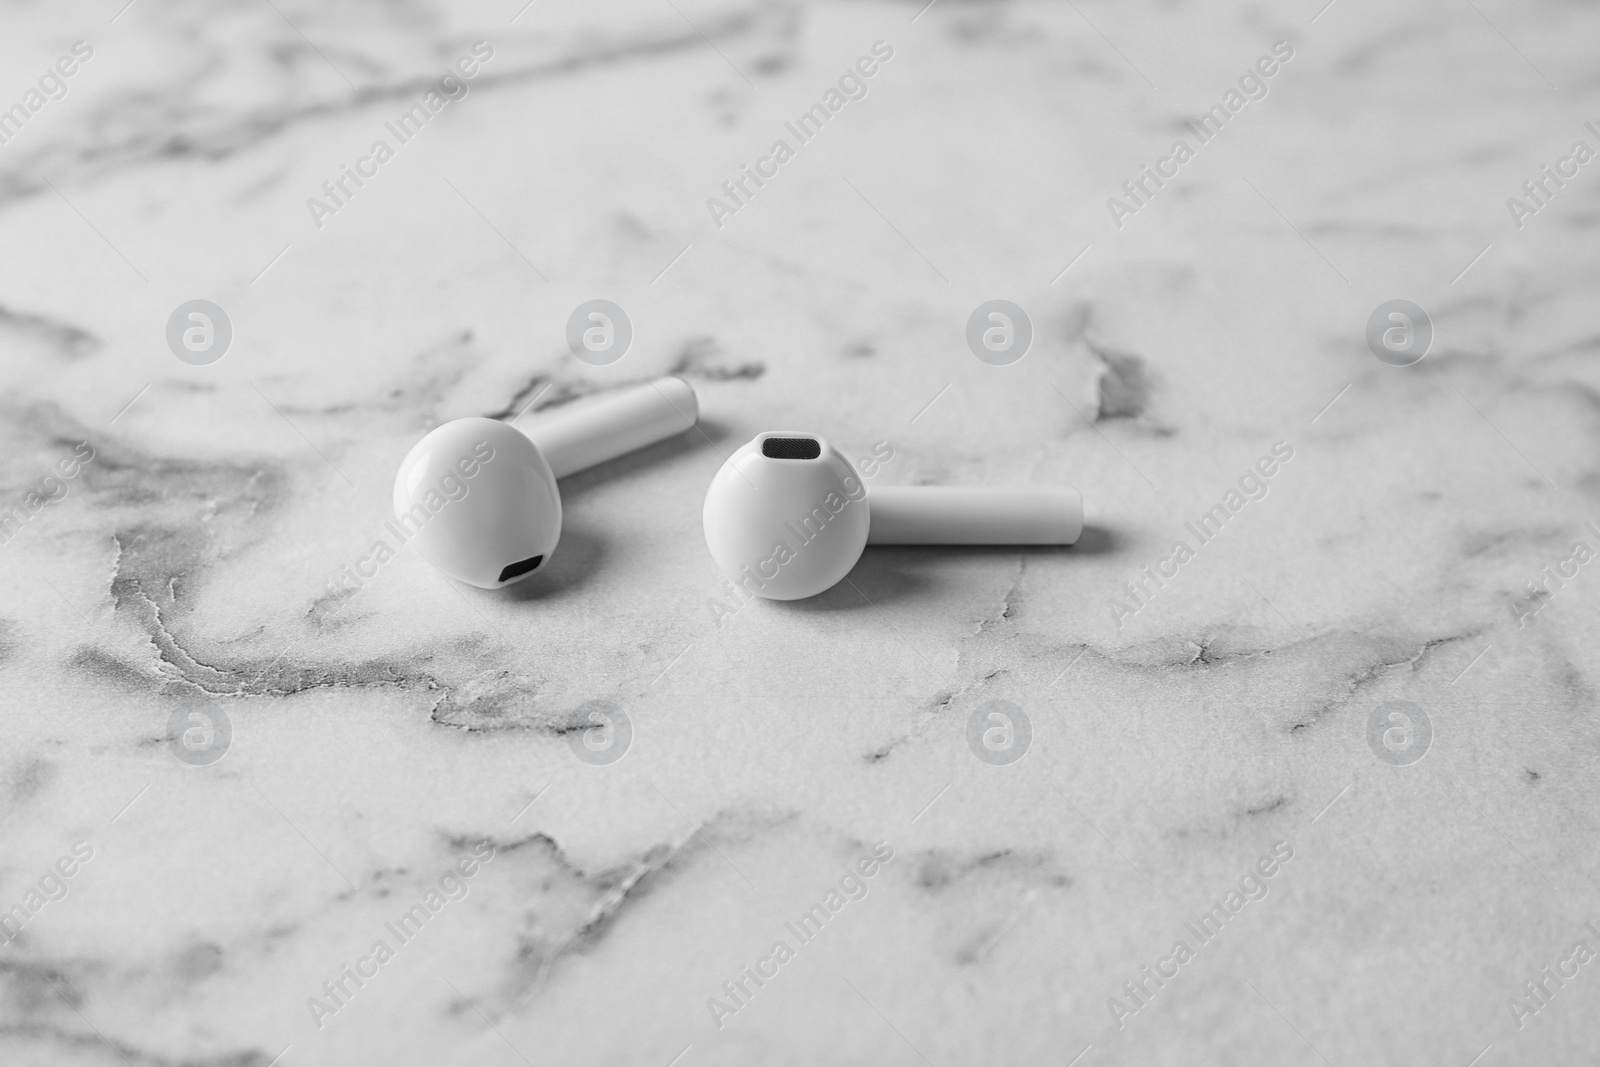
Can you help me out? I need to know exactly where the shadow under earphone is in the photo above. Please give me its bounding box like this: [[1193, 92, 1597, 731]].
[[775, 523, 1124, 612], [498, 520, 606, 602], [1071, 523, 1119, 556], [500, 417, 735, 602]]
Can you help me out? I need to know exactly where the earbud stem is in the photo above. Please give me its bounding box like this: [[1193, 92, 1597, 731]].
[[522, 376, 698, 479], [866, 485, 1082, 545]]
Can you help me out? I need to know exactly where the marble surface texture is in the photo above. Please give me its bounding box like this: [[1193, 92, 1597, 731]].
[[2, 0, 1600, 1064]]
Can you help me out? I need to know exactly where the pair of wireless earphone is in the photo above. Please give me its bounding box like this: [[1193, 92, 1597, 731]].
[[394, 377, 1082, 599]]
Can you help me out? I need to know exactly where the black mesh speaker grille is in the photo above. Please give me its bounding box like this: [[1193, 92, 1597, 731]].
[[762, 437, 821, 460], [498, 555, 543, 583]]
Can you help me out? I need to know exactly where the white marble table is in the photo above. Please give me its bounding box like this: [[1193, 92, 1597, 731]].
[[2, 0, 1599, 1064]]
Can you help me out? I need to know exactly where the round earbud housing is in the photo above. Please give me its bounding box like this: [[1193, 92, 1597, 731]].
[[702, 432, 870, 600], [393, 417, 560, 589]]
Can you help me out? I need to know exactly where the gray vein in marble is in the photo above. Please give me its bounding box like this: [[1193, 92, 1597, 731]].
[[1, 956, 269, 1067], [0, 407, 577, 723], [480, 810, 801, 1010], [856, 616, 1486, 769], [5, 756, 56, 807], [668, 336, 767, 382], [0, 9, 788, 210], [914, 847, 1071, 894], [0, 303, 100, 361], [0, 1017, 264, 1067]]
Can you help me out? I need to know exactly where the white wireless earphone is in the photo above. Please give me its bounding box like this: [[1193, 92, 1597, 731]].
[[395, 377, 698, 588], [702, 431, 1082, 600]]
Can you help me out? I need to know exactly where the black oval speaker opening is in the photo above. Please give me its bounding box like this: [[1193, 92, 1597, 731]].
[[762, 437, 820, 460], [498, 555, 543, 583]]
